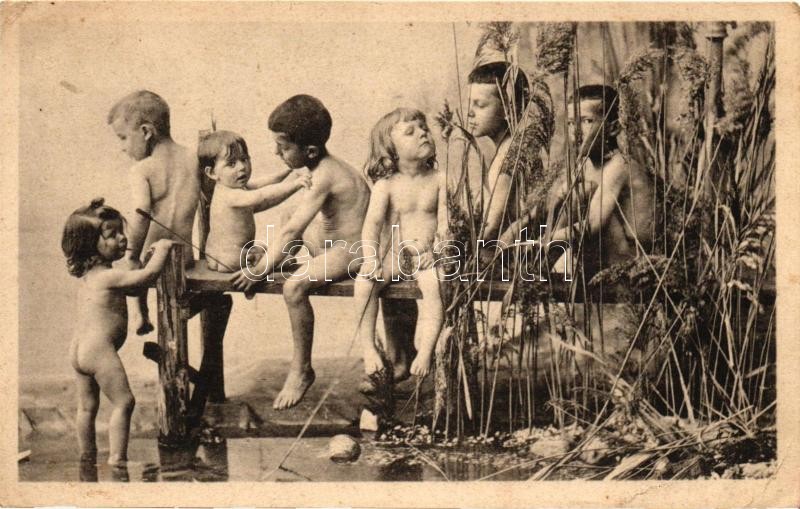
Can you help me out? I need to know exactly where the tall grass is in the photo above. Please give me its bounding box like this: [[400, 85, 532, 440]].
[[429, 21, 775, 478]]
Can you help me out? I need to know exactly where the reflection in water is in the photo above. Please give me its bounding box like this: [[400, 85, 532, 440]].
[[79, 457, 97, 482], [142, 463, 160, 482], [378, 458, 423, 481], [157, 441, 230, 482], [158, 444, 199, 482], [31, 435, 532, 482], [197, 441, 230, 482], [111, 465, 130, 482]]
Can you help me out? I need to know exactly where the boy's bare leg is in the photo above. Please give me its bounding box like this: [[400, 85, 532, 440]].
[[354, 276, 385, 375], [381, 299, 418, 382], [275, 247, 353, 410], [409, 268, 444, 377], [94, 351, 135, 466], [133, 291, 154, 336], [74, 372, 100, 462]]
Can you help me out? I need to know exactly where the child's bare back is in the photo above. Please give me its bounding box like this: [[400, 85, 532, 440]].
[[299, 154, 370, 254], [135, 142, 200, 252]]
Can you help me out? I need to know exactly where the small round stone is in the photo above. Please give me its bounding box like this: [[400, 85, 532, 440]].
[[328, 434, 361, 463]]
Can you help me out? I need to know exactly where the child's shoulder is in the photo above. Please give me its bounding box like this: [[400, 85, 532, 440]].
[[603, 151, 646, 181], [83, 265, 118, 288], [318, 153, 356, 175], [372, 176, 395, 192]]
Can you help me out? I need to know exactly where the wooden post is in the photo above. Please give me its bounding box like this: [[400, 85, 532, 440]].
[[155, 244, 192, 446], [702, 21, 728, 198]]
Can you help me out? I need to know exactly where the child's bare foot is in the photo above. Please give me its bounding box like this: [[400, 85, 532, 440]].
[[136, 318, 154, 336], [410, 353, 432, 377], [394, 363, 410, 383], [358, 375, 377, 395], [273, 368, 315, 410], [363, 350, 384, 376], [107, 455, 127, 467]]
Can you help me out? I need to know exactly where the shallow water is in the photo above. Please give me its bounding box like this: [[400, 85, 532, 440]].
[[19, 435, 536, 482]]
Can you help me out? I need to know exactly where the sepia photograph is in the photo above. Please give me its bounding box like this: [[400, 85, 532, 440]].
[[1, 2, 799, 507]]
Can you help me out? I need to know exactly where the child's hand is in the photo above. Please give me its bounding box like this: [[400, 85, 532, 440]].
[[361, 257, 383, 281], [295, 173, 312, 190], [230, 269, 262, 294], [418, 251, 435, 271]]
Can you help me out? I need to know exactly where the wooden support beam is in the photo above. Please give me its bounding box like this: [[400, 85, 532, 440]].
[[155, 244, 192, 447]]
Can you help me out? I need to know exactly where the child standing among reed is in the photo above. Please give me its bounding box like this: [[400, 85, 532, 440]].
[[62, 199, 175, 468], [355, 108, 447, 381]]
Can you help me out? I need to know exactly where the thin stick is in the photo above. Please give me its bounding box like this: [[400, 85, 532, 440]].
[[135, 208, 237, 272]]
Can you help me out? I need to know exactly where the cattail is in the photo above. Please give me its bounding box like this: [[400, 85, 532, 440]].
[[618, 47, 664, 86], [477, 22, 520, 57], [672, 46, 709, 105], [434, 99, 455, 141], [536, 23, 576, 74], [499, 77, 555, 197], [616, 48, 663, 142]]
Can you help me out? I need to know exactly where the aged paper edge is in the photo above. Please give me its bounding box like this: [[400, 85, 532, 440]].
[[0, 2, 798, 507]]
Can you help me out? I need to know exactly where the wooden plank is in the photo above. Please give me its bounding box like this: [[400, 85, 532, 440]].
[[184, 260, 508, 299], [155, 244, 192, 446], [176, 260, 776, 305]]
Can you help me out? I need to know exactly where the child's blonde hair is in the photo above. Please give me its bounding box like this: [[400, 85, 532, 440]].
[[364, 108, 436, 183], [61, 198, 125, 277], [107, 90, 171, 137]]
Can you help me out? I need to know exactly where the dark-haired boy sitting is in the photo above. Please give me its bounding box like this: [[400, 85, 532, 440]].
[[500, 84, 654, 278], [231, 95, 370, 410]]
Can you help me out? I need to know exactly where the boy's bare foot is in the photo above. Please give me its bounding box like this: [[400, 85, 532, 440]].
[[410, 354, 432, 377], [394, 364, 410, 383], [358, 376, 377, 395], [107, 455, 127, 467], [273, 368, 315, 410], [136, 319, 155, 336], [363, 350, 384, 376]]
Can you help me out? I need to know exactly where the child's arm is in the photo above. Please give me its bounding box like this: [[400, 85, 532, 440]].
[[548, 163, 627, 243], [125, 168, 152, 265], [225, 175, 311, 212], [245, 167, 294, 189], [497, 205, 539, 247], [100, 240, 177, 290], [361, 180, 390, 275], [436, 171, 448, 240], [483, 172, 512, 241], [231, 172, 332, 290]]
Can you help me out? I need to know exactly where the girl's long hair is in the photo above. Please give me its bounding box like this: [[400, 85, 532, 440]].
[[61, 198, 125, 277], [363, 108, 437, 183]]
